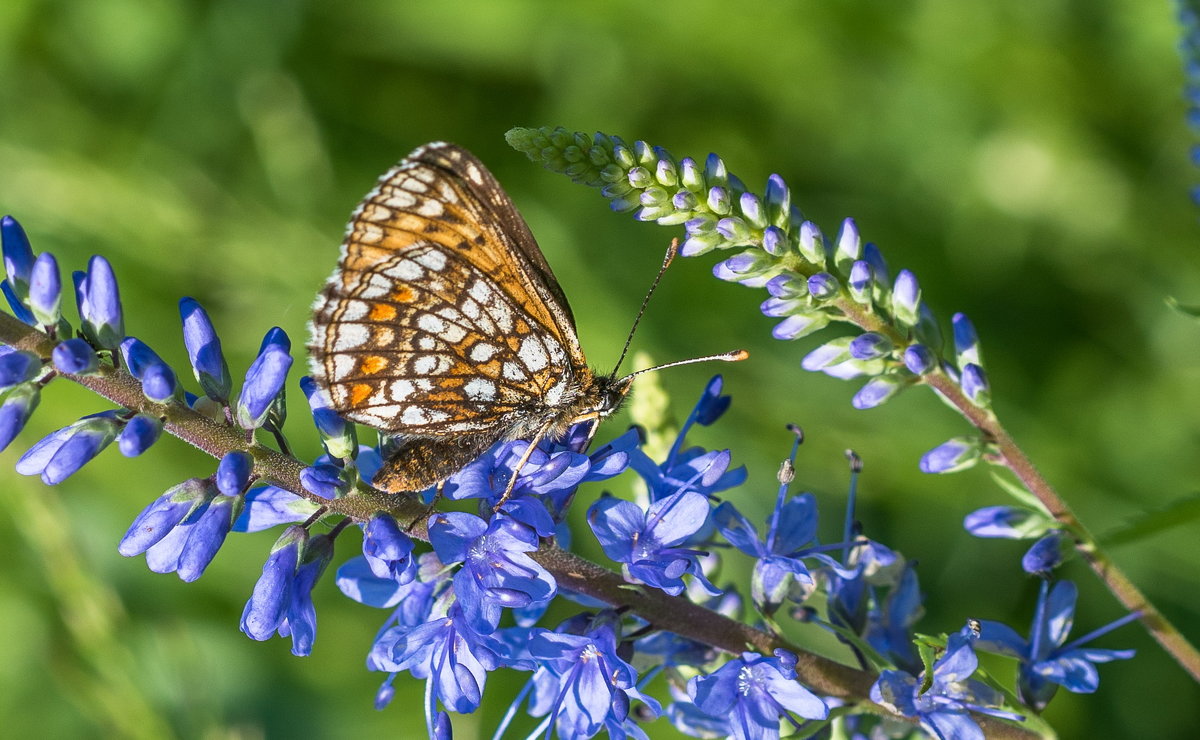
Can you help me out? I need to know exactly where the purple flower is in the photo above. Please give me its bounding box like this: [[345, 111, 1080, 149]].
[[952, 312, 981, 367], [275, 532, 334, 656], [2, 215, 34, 298], [16, 411, 120, 484], [118, 478, 214, 556], [300, 375, 356, 459], [236, 327, 292, 430], [52, 338, 99, 375], [368, 602, 503, 714], [871, 630, 1022, 740], [902, 344, 935, 375], [863, 563, 924, 673], [300, 462, 352, 499], [524, 623, 661, 738], [78, 255, 124, 350], [963, 505, 1052, 539], [2, 278, 36, 325], [29, 252, 61, 327], [119, 337, 180, 403], [179, 297, 232, 403], [892, 269, 921, 326], [215, 450, 254, 496], [362, 512, 417, 584], [715, 493, 852, 615], [588, 490, 718, 596], [117, 413, 163, 457], [688, 651, 829, 738], [975, 580, 1136, 711], [919, 436, 982, 474], [0, 382, 39, 452], [428, 512, 556, 633], [1021, 529, 1070, 575], [241, 525, 306, 640], [233, 484, 322, 532], [143, 491, 242, 581], [0, 349, 40, 390]]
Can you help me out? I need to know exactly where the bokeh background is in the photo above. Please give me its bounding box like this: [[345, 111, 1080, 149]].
[[1, 1, 1198, 737]]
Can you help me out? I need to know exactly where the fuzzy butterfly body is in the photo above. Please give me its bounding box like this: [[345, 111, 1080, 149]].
[[308, 143, 629, 493]]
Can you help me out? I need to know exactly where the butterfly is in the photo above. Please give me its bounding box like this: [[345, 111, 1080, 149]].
[[308, 142, 636, 494]]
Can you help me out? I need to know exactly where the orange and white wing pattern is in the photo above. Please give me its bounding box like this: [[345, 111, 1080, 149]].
[[308, 143, 588, 439]]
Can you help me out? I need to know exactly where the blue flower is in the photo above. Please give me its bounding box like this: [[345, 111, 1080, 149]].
[[2, 215, 35, 299], [628, 376, 745, 503], [588, 489, 718, 596], [118, 478, 214, 556], [871, 630, 1022, 740], [523, 623, 661, 739], [120, 337, 180, 404], [0, 382, 39, 452], [300, 375, 357, 459], [241, 525, 305, 641], [919, 436, 982, 474], [362, 512, 417, 585], [428, 512, 556, 633], [77, 255, 125, 351], [142, 489, 242, 582], [16, 411, 121, 484], [234, 445, 381, 533], [368, 602, 504, 715], [0, 349, 40, 390], [117, 413, 163, 457], [52, 338, 99, 375], [975, 579, 1136, 711], [28, 252, 61, 328], [179, 297, 232, 404], [275, 532, 334, 656], [443, 429, 633, 533], [687, 651, 829, 739], [236, 327, 293, 430]]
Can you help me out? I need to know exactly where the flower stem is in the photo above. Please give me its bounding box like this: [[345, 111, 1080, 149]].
[[922, 367, 1200, 682]]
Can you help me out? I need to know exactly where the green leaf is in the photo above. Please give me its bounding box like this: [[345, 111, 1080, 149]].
[[1165, 295, 1200, 319], [989, 470, 1050, 512], [1100, 493, 1200, 547]]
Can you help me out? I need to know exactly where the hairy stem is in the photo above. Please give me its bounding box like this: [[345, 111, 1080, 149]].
[[0, 311, 1038, 739]]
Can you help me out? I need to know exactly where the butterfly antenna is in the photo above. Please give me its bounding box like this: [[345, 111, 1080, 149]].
[[618, 349, 749, 383], [612, 238, 679, 376]]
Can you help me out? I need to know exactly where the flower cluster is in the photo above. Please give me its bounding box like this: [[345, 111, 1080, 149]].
[[1, 168, 1139, 740], [506, 127, 993, 476]]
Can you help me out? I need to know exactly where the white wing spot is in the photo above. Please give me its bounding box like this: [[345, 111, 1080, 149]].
[[358, 273, 393, 300], [462, 299, 481, 320], [417, 313, 446, 334], [468, 280, 494, 303], [469, 343, 498, 362], [386, 259, 425, 282], [333, 325, 369, 351], [333, 354, 356, 381], [518, 335, 549, 371], [415, 249, 447, 271], [465, 162, 484, 185], [339, 300, 368, 321], [441, 324, 466, 343], [417, 335, 436, 350], [416, 198, 444, 218], [391, 379, 415, 400], [464, 378, 497, 401], [382, 190, 417, 208], [503, 361, 529, 381]]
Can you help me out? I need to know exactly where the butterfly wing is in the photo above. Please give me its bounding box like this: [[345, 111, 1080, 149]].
[[308, 143, 586, 442]]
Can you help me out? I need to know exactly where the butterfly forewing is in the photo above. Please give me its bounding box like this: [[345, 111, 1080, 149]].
[[309, 143, 597, 492]]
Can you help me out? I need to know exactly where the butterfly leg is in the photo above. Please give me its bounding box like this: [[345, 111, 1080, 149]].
[[493, 420, 555, 512], [404, 481, 445, 533]]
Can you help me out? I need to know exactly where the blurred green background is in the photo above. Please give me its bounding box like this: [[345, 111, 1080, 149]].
[[1, 0, 1198, 737]]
